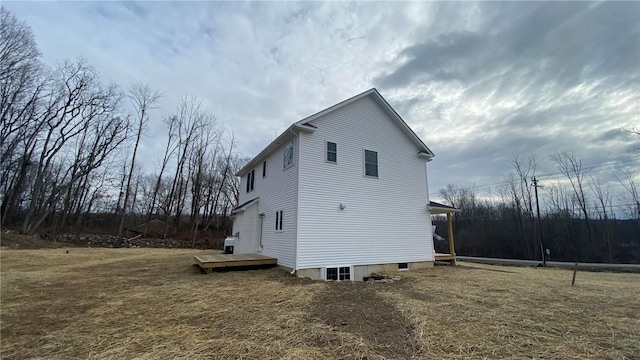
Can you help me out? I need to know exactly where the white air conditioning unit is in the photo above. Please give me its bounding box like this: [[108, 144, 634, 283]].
[[224, 236, 236, 254]]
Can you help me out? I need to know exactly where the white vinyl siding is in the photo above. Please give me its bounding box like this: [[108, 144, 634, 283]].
[[235, 138, 298, 268], [296, 95, 433, 269]]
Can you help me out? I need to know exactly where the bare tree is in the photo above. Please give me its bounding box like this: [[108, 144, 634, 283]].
[[618, 168, 640, 220], [142, 114, 179, 236], [0, 8, 47, 223], [20, 59, 124, 234], [500, 155, 538, 258], [118, 83, 161, 236], [204, 133, 236, 230], [550, 152, 593, 249], [589, 176, 614, 262]]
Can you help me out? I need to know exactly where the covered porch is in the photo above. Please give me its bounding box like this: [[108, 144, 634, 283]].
[[429, 201, 461, 265]]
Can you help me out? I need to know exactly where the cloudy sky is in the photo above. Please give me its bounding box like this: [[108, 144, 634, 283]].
[[5, 1, 639, 202]]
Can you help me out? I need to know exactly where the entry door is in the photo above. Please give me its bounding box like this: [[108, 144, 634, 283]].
[[242, 202, 261, 253]]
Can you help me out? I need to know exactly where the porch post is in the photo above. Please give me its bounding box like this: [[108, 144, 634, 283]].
[[447, 212, 456, 265]]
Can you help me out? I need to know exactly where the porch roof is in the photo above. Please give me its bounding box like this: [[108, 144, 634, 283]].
[[428, 201, 461, 215], [231, 197, 259, 214]]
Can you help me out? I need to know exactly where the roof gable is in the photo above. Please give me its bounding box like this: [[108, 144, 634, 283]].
[[295, 88, 434, 158], [236, 88, 434, 176]]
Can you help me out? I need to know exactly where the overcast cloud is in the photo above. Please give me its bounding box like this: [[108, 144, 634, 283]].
[[4, 1, 639, 201]]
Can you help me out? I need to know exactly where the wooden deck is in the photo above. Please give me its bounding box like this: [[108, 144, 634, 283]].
[[435, 253, 456, 265], [194, 253, 277, 273]]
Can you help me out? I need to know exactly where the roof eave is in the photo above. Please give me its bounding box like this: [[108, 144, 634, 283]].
[[231, 197, 259, 214], [235, 124, 316, 177], [418, 151, 435, 162], [427, 201, 462, 214], [236, 88, 434, 176], [428, 206, 462, 214], [371, 89, 435, 158]]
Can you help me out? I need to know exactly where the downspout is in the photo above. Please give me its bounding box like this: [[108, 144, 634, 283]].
[[258, 212, 265, 250], [424, 156, 434, 261], [289, 126, 299, 275]]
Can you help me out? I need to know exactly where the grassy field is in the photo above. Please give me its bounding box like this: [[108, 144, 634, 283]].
[[1, 248, 639, 359]]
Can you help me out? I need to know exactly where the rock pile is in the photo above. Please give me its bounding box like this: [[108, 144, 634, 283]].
[[50, 233, 191, 248], [364, 273, 402, 283]]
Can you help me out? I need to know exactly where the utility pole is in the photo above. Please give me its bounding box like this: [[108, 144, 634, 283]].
[[532, 176, 546, 267]]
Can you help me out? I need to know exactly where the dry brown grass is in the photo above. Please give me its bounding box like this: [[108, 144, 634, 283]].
[[1, 248, 639, 359]]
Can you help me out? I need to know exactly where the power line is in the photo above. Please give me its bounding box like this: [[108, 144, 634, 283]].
[[436, 203, 638, 220], [537, 156, 640, 180], [430, 156, 640, 197]]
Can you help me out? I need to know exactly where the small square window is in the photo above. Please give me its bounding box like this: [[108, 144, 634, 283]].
[[326, 266, 351, 281], [339, 266, 350, 280], [398, 263, 409, 271], [327, 268, 338, 280], [326, 141, 337, 163]]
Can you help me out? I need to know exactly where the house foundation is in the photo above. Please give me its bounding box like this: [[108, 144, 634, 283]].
[[296, 261, 434, 281]]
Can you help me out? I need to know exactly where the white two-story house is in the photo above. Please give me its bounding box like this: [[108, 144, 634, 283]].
[[231, 88, 436, 281]]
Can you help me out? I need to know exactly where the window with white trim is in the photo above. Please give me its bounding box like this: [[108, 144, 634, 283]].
[[326, 141, 337, 163], [326, 266, 351, 281], [246, 169, 255, 192], [283, 140, 294, 169], [364, 149, 378, 177], [275, 210, 283, 231]]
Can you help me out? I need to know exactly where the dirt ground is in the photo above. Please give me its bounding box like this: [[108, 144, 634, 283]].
[[1, 248, 639, 359]]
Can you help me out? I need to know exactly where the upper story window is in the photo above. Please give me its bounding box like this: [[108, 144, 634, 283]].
[[326, 141, 337, 163], [364, 150, 378, 177], [246, 169, 255, 192], [275, 210, 283, 231], [262, 160, 267, 178], [283, 140, 294, 169]]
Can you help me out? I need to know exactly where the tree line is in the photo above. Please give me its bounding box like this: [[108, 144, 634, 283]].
[[0, 9, 248, 241], [435, 153, 640, 264], [3, 8, 638, 259]]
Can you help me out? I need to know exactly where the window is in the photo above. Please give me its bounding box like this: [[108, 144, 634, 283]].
[[262, 160, 267, 177], [246, 169, 255, 192], [275, 210, 283, 231], [326, 266, 351, 281], [398, 263, 409, 271], [283, 140, 294, 169], [326, 141, 337, 163], [326, 268, 338, 280], [364, 150, 378, 177]]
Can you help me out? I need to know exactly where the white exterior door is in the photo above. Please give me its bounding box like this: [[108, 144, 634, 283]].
[[238, 202, 261, 254]]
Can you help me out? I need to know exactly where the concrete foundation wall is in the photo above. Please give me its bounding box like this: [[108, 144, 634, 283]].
[[296, 268, 321, 279], [296, 261, 434, 281]]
